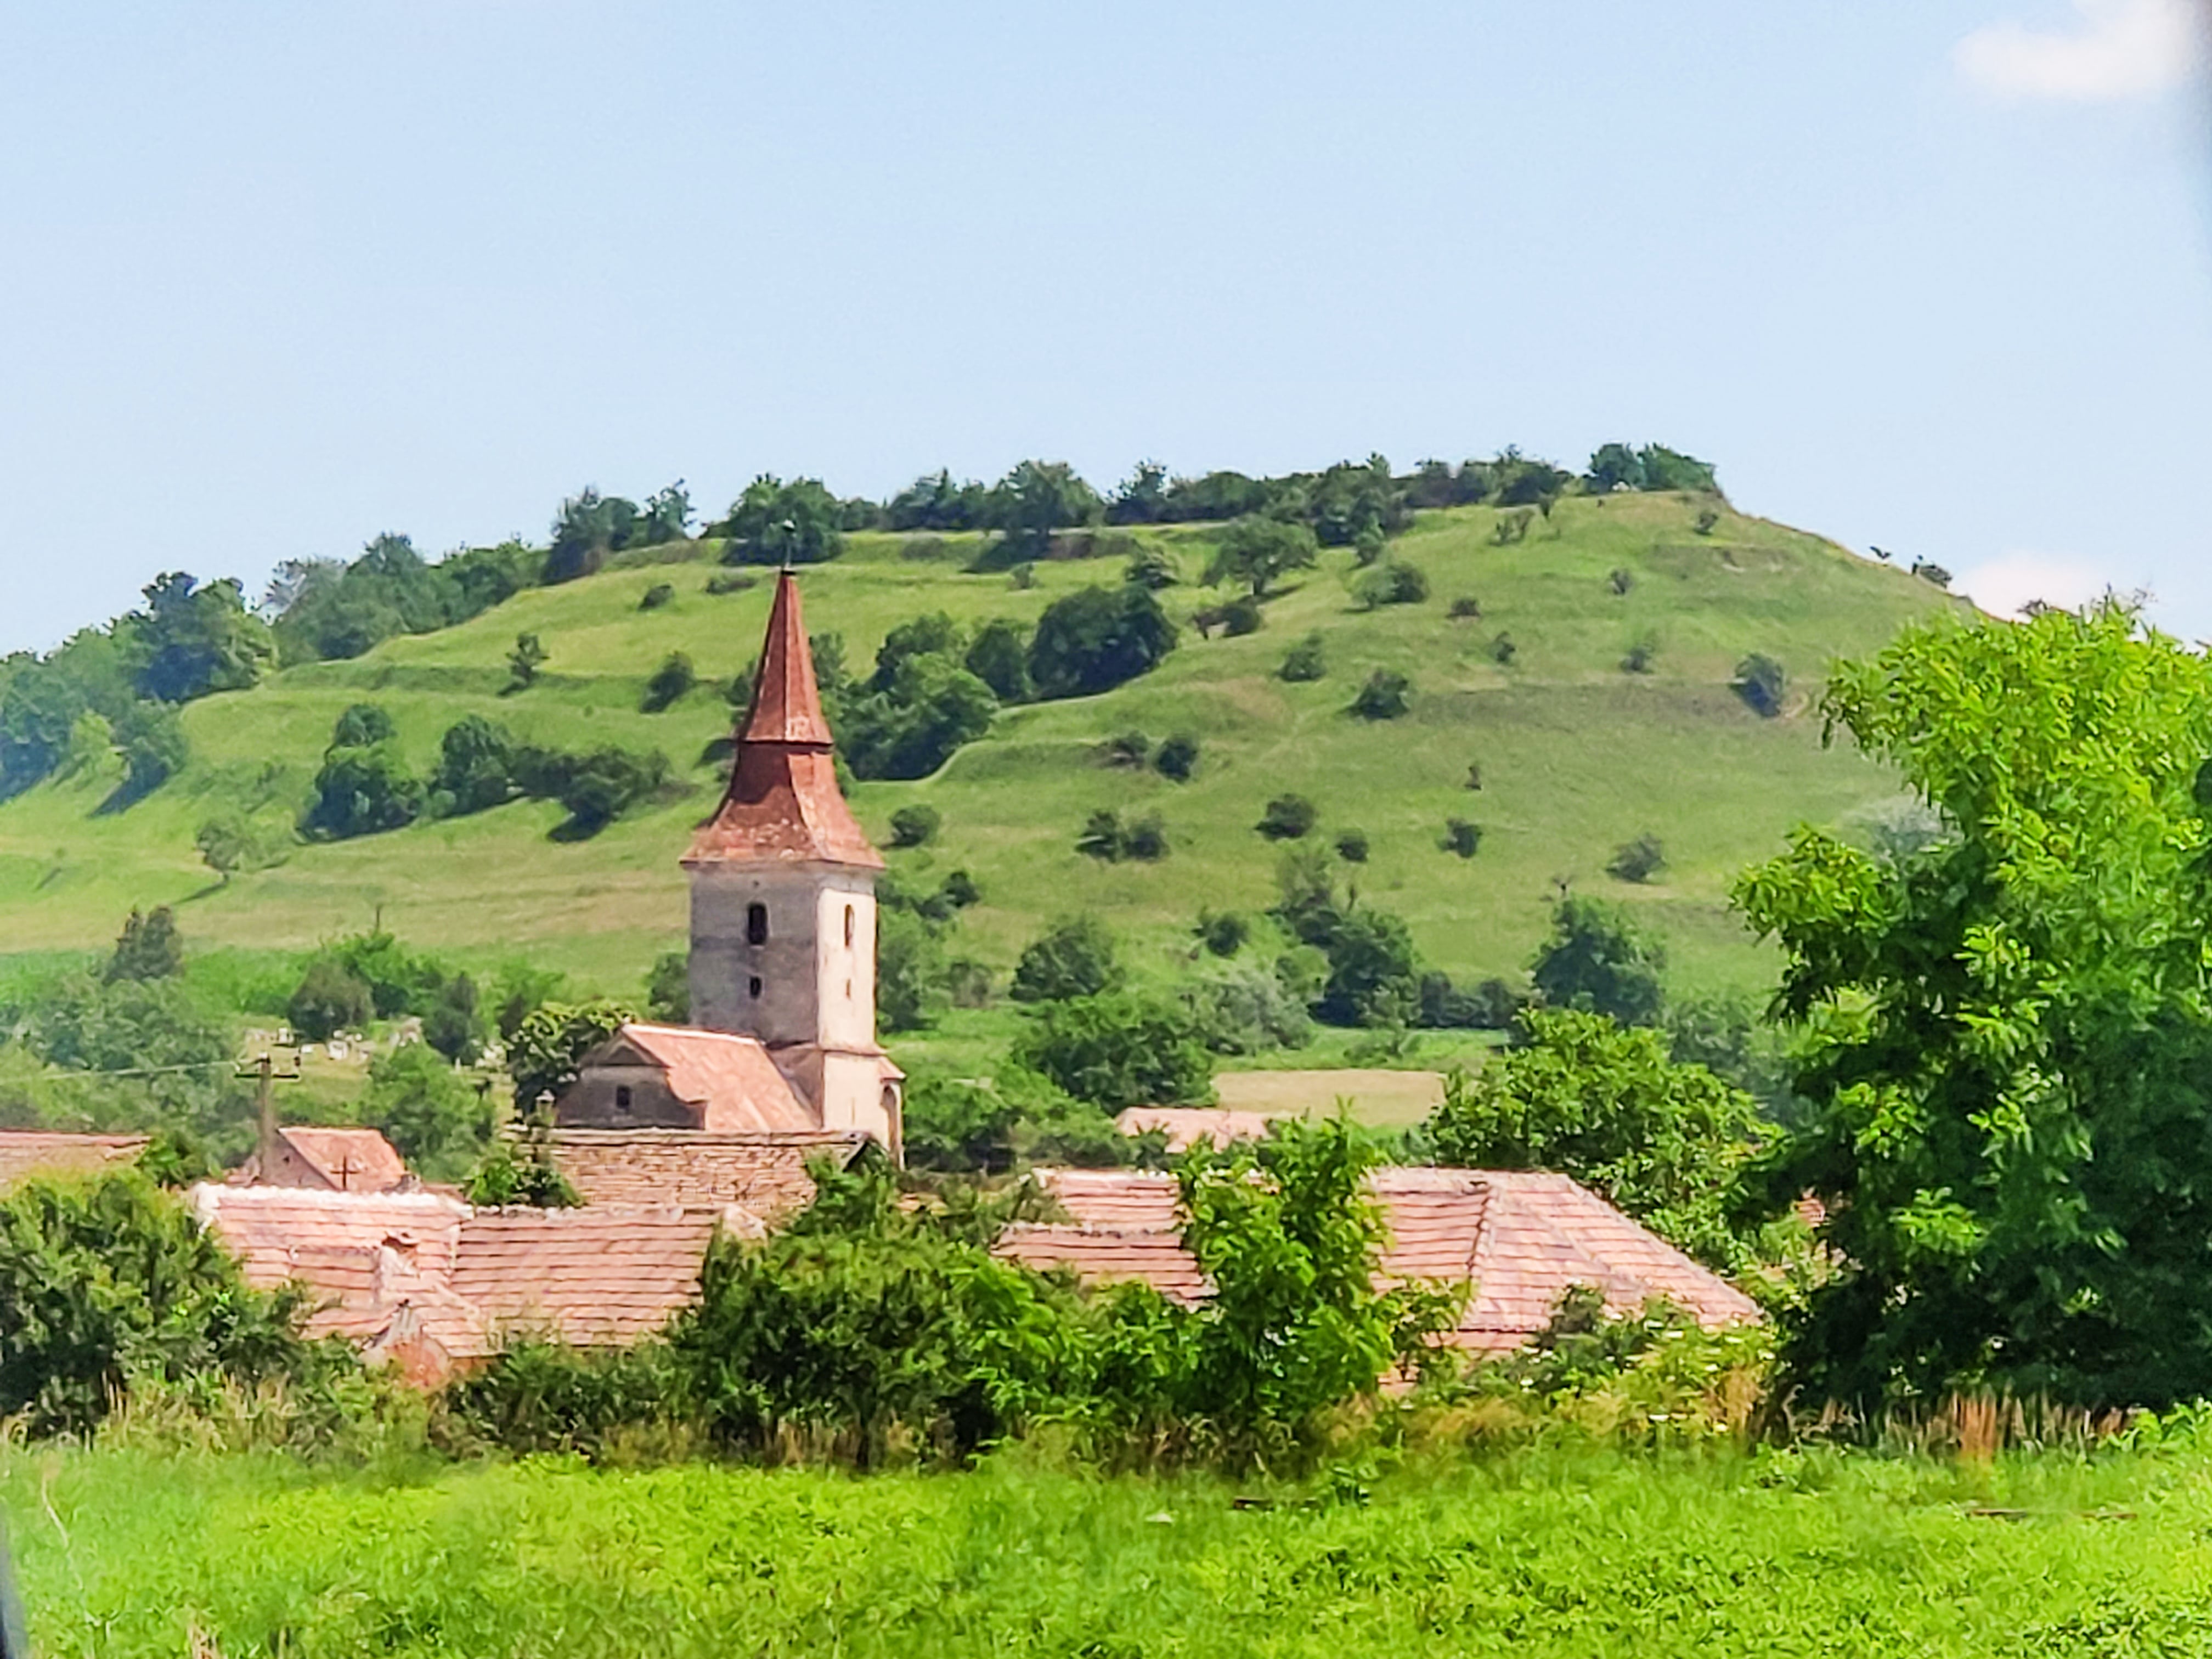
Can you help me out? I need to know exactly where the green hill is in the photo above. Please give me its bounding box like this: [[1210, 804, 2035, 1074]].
[[0, 494, 1954, 1017]]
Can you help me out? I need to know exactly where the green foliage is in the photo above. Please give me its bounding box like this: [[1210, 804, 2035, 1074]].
[[105, 906, 183, 983], [1911, 559, 1953, 589], [1608, 832, 1667, 883], [715, 475, 847, 566], [639, 582, 675, 611], [1731, 652, 1786, 718], [889, 804, 941, 847], [1334, 828, 1369, 863], [464, 1122, 583, 1209], [1014, 991, 1212, 1110], [0, 1174, 338, 1436], [301, 706, 422, 840], [840, 652, 998, 782], [1316, 907, 1421, 1028], [1257, 793, 1318, 840], [534, 744, 672, 836], [506, 998, 636, 1109], [1102, 729, 1150, 769], [1585, 442, 1721, 495], [272, 534, 533, 663], [1186, 957, 1315, 1055], [1154, 732, 1200, 781], [421, 972, 486, 1064], [1220, 595, 1263, 636], [640, 650, 697, 713], [877, 907, 945, 1032], [1205, 516, 1319, 599], [961, 617, 1032, 703], [1351, 669, 1411, 720], [126, 572, 275, 703], [1026, 585, 1177, 699], [362, 1041, 493, 1180], [1076, 807, 1167, 862], [287, 958, 371, 1041], [1449, 594, 1482, 620], [1124, 541, 1180, 590], [1735, 600, 2212, 1408], [431, 714, 520, 815], [1010, 915, 1121, 1003], [1622, 631, 1658, 673], [111, 700, 188, 803], [1196, 909, 1249, 957], [1532, 896, 1666, 1027], [986, 460, 1101, 562], [1441, 817, 1481, 859], [645, 951, 689, 1024], [1353, 561, 1429, 610], [1489, 631, 1517, 664], [505, 631, 547, 689], [1425, 1009, 1759, 1266], [1278, 631, 1327, 681]]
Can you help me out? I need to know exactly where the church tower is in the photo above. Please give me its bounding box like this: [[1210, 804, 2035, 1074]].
[[681, 570, 901, 1150]]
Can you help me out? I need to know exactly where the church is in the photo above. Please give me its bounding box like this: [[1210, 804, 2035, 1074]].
[[549, 567, 905, 1171]]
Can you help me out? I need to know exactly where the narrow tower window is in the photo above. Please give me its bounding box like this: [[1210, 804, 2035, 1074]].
[[844, 905, 855, 947], [614, 1086, 633, 1111], [748, 975, 763, 1000], [747, 902, 768, 946]]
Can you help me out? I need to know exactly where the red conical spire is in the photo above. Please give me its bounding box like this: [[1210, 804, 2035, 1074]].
[[684, 569, 881, 870]]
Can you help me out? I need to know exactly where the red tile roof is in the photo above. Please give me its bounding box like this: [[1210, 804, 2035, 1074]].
[[1010, 1166, 1759, 1355], [595, 1024, 817, 1131], [0, 1131, 149, 1187], [449, 1207, 724, 1350], [272, 1126, 413, 1193], [685, 569, 882, 870], [1115, 1108, 1275, 1153], [540, 1126, 868, 1218]]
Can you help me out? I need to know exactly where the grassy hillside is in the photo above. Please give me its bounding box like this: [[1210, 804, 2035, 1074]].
[[0, 494, 1954, 1006]]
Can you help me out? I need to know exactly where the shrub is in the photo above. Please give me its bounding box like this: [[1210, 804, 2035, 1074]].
[[1154, 733, 1200, 781], [640, 651, 697, 713], [1010, 915, 1122, 1003], [889, 804, 942, 848], [1125, 543, 1180, 590], [1731, 652, 1787, 717], [1122, 812, 1169, 861], [1441, 817, 1481, 858], [1531, 895, 1666, 1027], [301, 741, 422, 839], [432, 714, 520, 815], [703, 569, 758, 596], [464, 1129, 582, 1209], [506, 631, 547, 690], [1102, 730, 1150, 769], [716, 475, 845, 566], [1489, 632, 1517, 665], [1464, 761, 1483, 791], [539, 745, 672, 835], [1013, 991, 1212, 1110], [1008, 561, 1037, 590], [362, 1041, 492, 1180], [639, 582, 675, 611], [1195, 909, 1249, 957], [1449, 595, 1482, 620], [1076, 808, 1126, 861], [1204, 515, 1318, 598], [1334, 828, 1369, 863], [1221, 595, 1264, 636], [1256, 793, 1318, 840], [1608, 567, 1634, 595], [506, 997, 637, 1109], [1278, 633, 1327, 682], [1027, 585, 1178, 699], [645, 951, 690, 1024], [1493, 507, 1534, 544], [1693, 506, 1720, 535], [840, 657, 998, 782], [900, 534, 950, 562], [1354, 561, 1429, 609], [286, 958, 370, 1041], [1621, 633, 1658, 674], [1351, 669, 1411, 720], [422, 972, 487, 1064], [1609, 832, 1667, 883], [1316, 907, 1422, 1028], [962, 618, 1032, 703], [1187, 958, 1314, 1055], [106, 906, 183, 983]]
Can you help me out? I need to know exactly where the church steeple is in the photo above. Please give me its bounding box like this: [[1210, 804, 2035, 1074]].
[[683, 569, 881, 871]]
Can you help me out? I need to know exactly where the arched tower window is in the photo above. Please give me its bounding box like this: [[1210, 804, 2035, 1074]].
[[747, 902, 768, 946], [844, 905, 855, 947]]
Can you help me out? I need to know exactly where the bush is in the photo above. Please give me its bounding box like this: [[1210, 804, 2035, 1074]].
[[301, 741, 422, 839], [1449, 595, 1481, 620], [1317, 907, 1421, 1027], [1608, 567, 1634, 595], [1354, 561, 1429, 609], [639, 582, 675, 611], [1125, 544, 1180, 590], [1351, 669, 1410, 720], [715, 475, 845, 566], [1187, 959, 1314, 1055], [1489, 632, 1517, 665], [1609, 833, 1667, 883], [1441, 817, 1481, 858], [1731, 652, 1787, 718], [1195, 909, 1249, 957], [1622, 633, 1658, 674], [1334, 828, 1369, 863], [422, 972, 486, 1063], [1221, 595, 1264, 636], [1154, 733, 1200, 781], [506, 998, 637, 1109], [640, 651, 697, 713], [1278, 633, 1326, 682], [1027, 585, 1177, 699], [703, 569, 758, 596], [1204, 516, 1318, 598], [1693, 506, 1720, 535], [841, 650, 998, 782], [506, 631, 547, 690], [1011, 915, 1122, 1003], [539, 746, 671, 836], [1076, 808, 1127, 861], [106, 906, 183, 983], [646, 951, 689, 1024], [1256, 794, 1318, 840], [962, 618, 1032, 703], [432, 714, 520, 815], [362, 1042, 492, 1180], [1531, 895, 1666, 1027], [287, 957, 373, 1041], [889, 804, 942, 848], [1013, 991, 1212, 1110], [1122, 813, 1169, 862], [1102, 730, 1150, 769]]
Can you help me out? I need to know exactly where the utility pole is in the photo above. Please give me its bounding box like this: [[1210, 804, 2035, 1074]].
[[239, 1051, 302, 1183]]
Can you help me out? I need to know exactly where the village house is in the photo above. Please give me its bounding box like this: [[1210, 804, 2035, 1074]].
[[0, 566, 1752, 1380]]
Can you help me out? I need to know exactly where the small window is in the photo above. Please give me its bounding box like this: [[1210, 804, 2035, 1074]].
[[882, 1085, 900, 1115], [748, 975, 763, 1000], [614, 1085, 633, 1111], [844, 905, 855, 947], [746, 902, 769, 946], [844, 978, 853, 1000]]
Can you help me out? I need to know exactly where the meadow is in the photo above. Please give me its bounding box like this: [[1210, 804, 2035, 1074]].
[[0, 495, 1951, 1013], [4, 1441, 2206, 1656]]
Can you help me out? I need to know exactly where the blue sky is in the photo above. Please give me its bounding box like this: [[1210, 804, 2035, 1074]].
[[2, 1, 2207, 653]]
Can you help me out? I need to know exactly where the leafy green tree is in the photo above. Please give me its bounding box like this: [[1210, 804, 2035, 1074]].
[[840, 656, 997, 781], [988, 460, 1101, 561], [1531, 895, 1665, 1027], [1014, 991, 1212, 1110], [717, 475, 847, 566], [104, 906, 184, 983], [1441, 817, 1481, 858], [1196, 909, 1249, 957], [543, 487, 637, 582], [1316, 907, 1421, 1027], [331, 702, 396, 749], [507, 998, 637, 1109], [1351, 669, 1411, 720], [1026, 585, 1177, 699], [301, 735, 422, 840], [1278, 632, 1327, 682], [639, 480, 694, 545], [889, 804, 942, 847], [1187, 957, 1314, 1054], [432, 714, 520, 815], [363, 1041, 493, 1179], [1010, 915, 1122, 1003], [1732, 652, 1786, 718], [877, 906, 946, 1032], [1204, 516, 1318, 599], [1107, 459, 1171, 526], [1154, 733, 1200, 781], [288, 957, 373, 1041], [645, 951, 690, 1024], [1736, 600, 2212, 1408], [506, 631, 548, 690], [962, 617, 1032, 703], [194, 813, 267, 883], [640, 650, 697, 713], [1334, 828, 1369, 863], [884, 469, 989, 533], [422, 972, 486, 1064], [123, 572, 274, 703], [541, 745, 670, 836], [1353, 561, 1429, 609], [1426, 1009, 1759, 1266], [1076, 808, 1127, 861], [1256, 793, 1318, 840], [110, 700, 187, 802]]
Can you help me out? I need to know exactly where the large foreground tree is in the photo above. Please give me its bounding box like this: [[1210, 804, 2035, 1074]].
[[1737, 599, 2212, 1408]]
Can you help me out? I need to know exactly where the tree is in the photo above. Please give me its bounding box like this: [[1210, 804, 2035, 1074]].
[[543, 488, 636, 582], [1010, 915, 1122, 1003], [507, 998, 637, 1109], [1608, 833, 1667, 883], [123, 572, 275, 703], [1107, 459, 1171, 526], [506, 632, 548, 691], [1154, 733, 1200, 781], [1316, 907, 1421, 1027], [646, 951, 690, 1024], [301, 730, 423, 840], [839, 657, 998, 782], [363, 1041, 492, 1179], [1351, 670, 1411, 720], [331, 703, 396, 749], [1026, 585, 1177, 699], [110, 701, 187, 802], [1531, 896, 1665, 1027], [1735, 599, 2212, 1408], [1353, 561, 1429, 609], [1425, 1010, 1759, 1267], [716, 475, 847, 566], [1257, 794, 1318, 840], [877, 907, 945, 1032], [422, 972, 486, 1064], [640, 480, 694, 545], [1204, 516, 1318, 599], [1732, 652, 1786, 718], [641, 650, 697, 713], [105, 906, 183, 983], [288, 957, 373, 1041], [988, 460, 1101, 560], [1441, 817, 1481, 858], [962, 617, 1031, 703], [889, 804, 941, 847], [432, 715, 520, 815], [1278, 633, 1326, 682], [194, 814, 256, 883], [1334, 828, 1369, 863], [1013, 991, 1211, 1110]]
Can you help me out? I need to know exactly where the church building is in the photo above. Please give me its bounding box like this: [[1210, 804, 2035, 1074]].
[[552, 569, 904, 1160]]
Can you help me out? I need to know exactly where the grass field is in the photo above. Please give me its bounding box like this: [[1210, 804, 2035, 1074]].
[[0, 495, 1955, 1017], [4, 1442, 2204, 1656]]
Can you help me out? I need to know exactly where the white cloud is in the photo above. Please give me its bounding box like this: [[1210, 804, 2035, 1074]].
[[1955, 550, 2118, 617], [1955, 0, 2202, 100]]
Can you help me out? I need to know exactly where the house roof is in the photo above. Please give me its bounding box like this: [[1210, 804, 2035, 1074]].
[[1009, 1165, 1759, 1355], [191, 1185, 470, 1292], [0, 1131, 150, 1187], [273, 1126, 413, 1193], [586, 1024, 818, 1132], [684, 569, 882, 870], [448, 1207, 725, 1350], [539, 1126, 868, 1219], [1115, 1107, 1275, 1153]]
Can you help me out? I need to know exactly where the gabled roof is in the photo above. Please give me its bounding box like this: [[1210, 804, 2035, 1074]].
[[449, 1207, 724, 1350], [1009, 1165, 1759, 1355], [273, 1126, 413, 1193], [1115, 1107, 1274, 1153], [684, 569, 882, 870], [539, 1126, 869, 1219], [190, 1185, 470, 1305], [588, 1023, 817, 1132], [0, 1131, 149, 1187]]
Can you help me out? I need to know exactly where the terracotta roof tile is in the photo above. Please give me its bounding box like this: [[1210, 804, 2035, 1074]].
[[0, 1131, 149, 1187], [541, 1127, 867, 1218], [273, 1126, 413, 1193], [996, 1226, 1211, 1304], [448, 1207, 723, 1350], [586, 1024, 817, 1132], [1115, 1108, 1275, 1153]]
